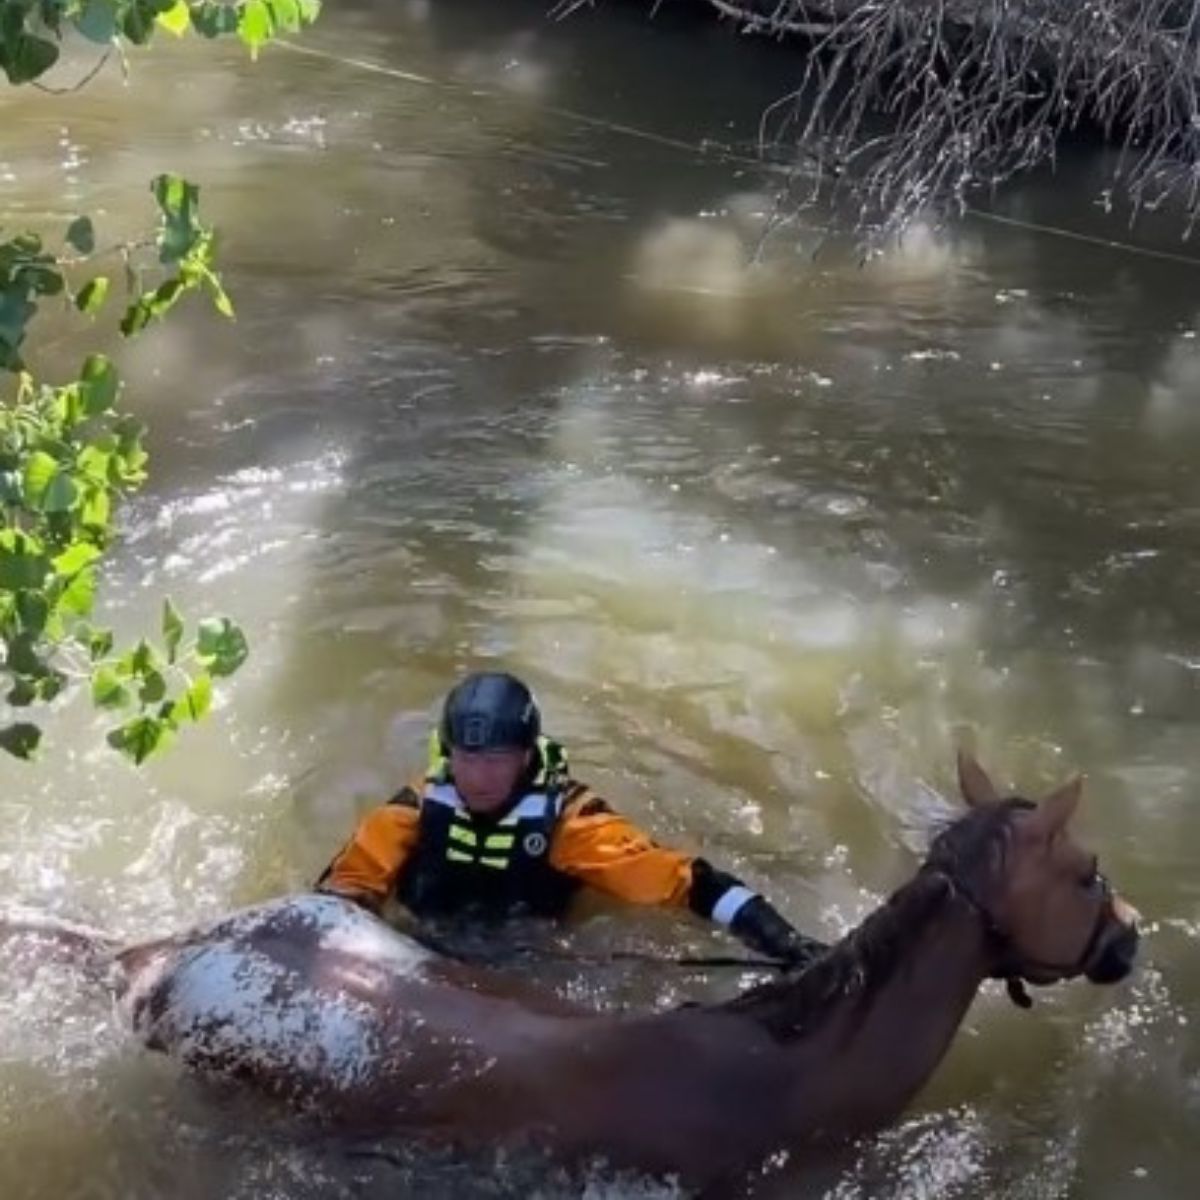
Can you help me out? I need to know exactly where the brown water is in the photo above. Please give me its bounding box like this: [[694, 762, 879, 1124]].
[[1, 1, 1199, 1196]]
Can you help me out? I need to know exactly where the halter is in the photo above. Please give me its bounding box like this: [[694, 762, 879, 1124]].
[[935, 865, 1115, 1010]]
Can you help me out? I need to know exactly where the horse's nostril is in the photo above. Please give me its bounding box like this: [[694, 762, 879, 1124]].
[[1087, 923, 1140, 984]]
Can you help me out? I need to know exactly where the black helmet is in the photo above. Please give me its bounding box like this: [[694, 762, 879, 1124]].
[[439, 672, 541, 752]]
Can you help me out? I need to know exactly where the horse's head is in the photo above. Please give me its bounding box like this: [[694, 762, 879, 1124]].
[[939, 752, 1140, 995]]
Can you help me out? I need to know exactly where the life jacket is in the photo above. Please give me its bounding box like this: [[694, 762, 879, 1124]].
[[394, 735, 579, 919]]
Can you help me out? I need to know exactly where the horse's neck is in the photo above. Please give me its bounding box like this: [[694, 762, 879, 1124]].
[[745, 873, 993, 1137]]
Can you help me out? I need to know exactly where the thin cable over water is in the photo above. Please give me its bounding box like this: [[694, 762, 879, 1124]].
[[275, 38, 1200, 271]]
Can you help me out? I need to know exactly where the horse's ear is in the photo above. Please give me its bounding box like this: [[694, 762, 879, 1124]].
[[1032, 775, 1083, 837], [957, 751, 999, 808]]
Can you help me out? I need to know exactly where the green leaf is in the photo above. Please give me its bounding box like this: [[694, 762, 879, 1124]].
[[156, 0, 191, 35], [190, 1, 238, 37], [128, 638, 157, 677], [119, 277, 184, 335], [22, 451, 58, 505], [203, 267, 234, 318], [0, 291, 35, 359], [2, 35, 60, 85], [54, 382, 85, 425], [43, 606, 65, 643], [107, 714, 171, 764], [88, 627, 114, 661], [0, 470, 21, 505], [66, 216, 96, 255], [8, 233, 37, 253], [115, 414, 148, 447], [171, 671, 212, 723], [268, 0, 300, 32], [139, 667, 167, 704], [43, 470, 78, 513], [195, 615, 248, 677], [15, 589, 49, 635], [23, 451, 77, 513], [91, 664, 129, 709], [5, 631, 44, 676], [6, 677, 39, 707], [80, 354, 119, 413], [238, 0, 273, 57], [0, 599, 15, 644], [17, 264, 65, 298], [75, 276, 110, 314], [75, 0, 119, 45], [9, 666, 60, 704], [151, 173, 201, 264], [0, 723, 41, 760], [21, 447, 78, 513], [120, 2, 156, 44], [58, 565, 96, 616], [75, 444, 113, 484], [80, 485, 111, 531], [162, 597, 184, 664], [52, 542, 102, 576], [0, 530, 49, 591]]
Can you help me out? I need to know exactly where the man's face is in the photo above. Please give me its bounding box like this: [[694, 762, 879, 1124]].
[[450, 747, 531, 814]]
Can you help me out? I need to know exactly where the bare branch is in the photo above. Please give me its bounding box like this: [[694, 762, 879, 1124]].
[[704, 0, 1200, 240]]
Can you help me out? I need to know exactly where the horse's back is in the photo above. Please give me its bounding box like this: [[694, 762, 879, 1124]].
[[117, 894, 442, 1102]]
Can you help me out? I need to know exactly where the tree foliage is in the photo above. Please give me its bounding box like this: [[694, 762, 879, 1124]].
[[0, 1, 321, 84], [1, 1, 323, 761]]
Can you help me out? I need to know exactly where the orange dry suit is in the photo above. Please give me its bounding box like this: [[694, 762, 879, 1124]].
[[316, 736, 825, 966]]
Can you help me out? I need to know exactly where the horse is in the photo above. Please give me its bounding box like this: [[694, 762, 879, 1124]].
[[2, 754, 1140, 1194]]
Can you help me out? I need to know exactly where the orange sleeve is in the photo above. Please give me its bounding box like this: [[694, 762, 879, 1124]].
[[549, 792, 695, 907], [316, 801, 421, 911]]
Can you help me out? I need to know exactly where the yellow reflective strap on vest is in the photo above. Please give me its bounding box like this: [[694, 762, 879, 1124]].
[[427, 729, 450, 784], [448, 823, 477, 847], [444, 813, 514, 867]]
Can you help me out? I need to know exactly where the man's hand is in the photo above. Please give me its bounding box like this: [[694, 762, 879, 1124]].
[[730, 895, 828, 970]]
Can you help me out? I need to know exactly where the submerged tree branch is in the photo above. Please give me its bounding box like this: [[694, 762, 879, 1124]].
[[699, 0, 1200, 239]]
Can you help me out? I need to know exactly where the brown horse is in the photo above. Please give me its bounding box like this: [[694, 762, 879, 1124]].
[[3, 755, 1140, 1194]]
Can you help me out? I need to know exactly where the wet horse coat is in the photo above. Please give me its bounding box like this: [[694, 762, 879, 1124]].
[[8, 758, 1143, 1191], [116, 893, 805, 1176]]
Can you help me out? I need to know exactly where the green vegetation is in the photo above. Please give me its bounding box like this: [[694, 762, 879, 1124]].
[[0, 1, 321, 761]]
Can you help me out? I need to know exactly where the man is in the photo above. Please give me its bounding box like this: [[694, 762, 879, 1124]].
[[316, 671, 826, 967]]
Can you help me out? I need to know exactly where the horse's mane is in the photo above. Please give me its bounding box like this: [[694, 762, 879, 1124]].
[[718, 798, 1033, 1042]]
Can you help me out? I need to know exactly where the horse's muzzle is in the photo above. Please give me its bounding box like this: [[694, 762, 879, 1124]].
[[1085, 897, 1140, 985]]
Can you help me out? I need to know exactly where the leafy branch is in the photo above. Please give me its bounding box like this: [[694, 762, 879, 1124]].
[[0, 0, 325, 762], [0, 0, 322, 85], [0, 180, 248, 762]]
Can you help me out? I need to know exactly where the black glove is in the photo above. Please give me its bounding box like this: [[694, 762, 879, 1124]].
[[730, 895, 828, 970]]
